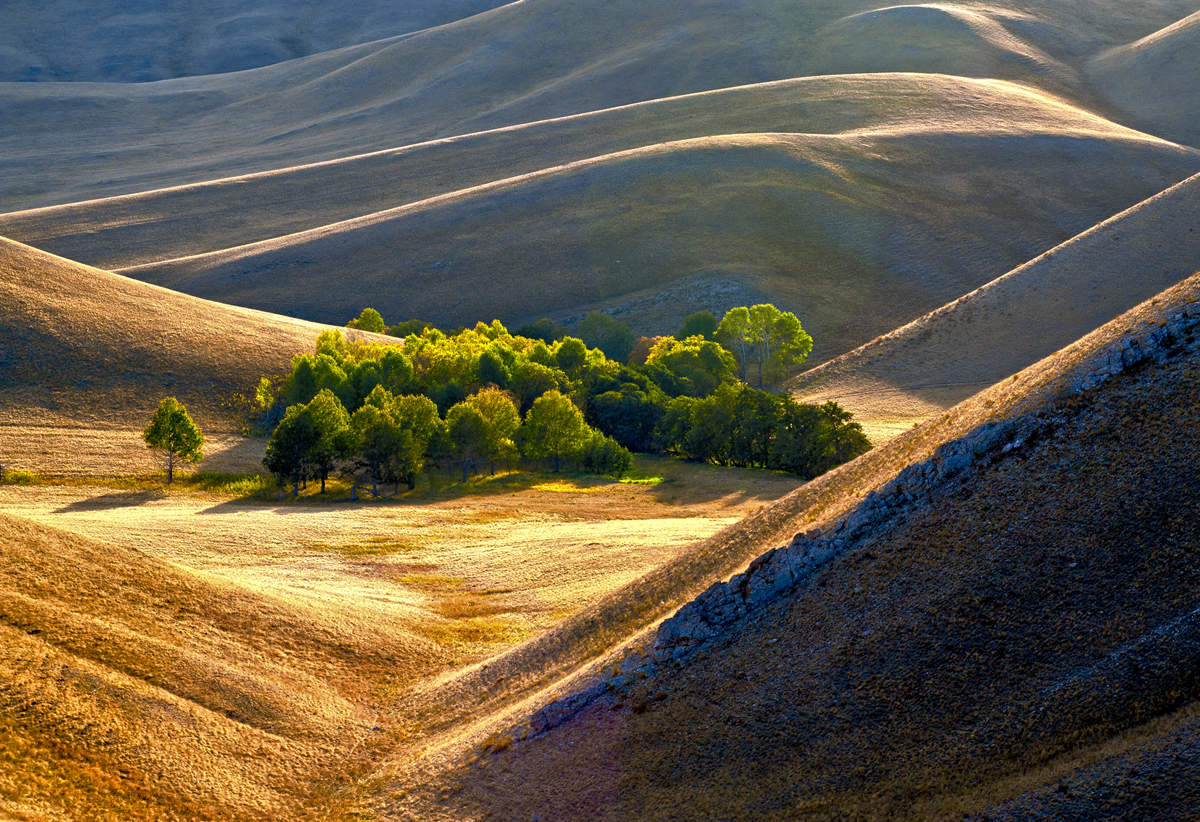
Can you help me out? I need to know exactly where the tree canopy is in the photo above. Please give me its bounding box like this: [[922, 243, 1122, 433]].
[[143, 397, 204, 483]]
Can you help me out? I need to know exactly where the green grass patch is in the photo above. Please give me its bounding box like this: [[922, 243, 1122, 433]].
[[0, 469, 37, 485], [179, 471, 273, 496]]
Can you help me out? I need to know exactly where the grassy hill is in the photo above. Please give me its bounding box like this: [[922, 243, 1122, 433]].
[[410, 274, 1200, 820], [791, 171, 1200, 440], [1088, 10, 1200, 147], [0, 512, 443, 820], [0, 0, 510, 82], [0, 237, 356, 474]]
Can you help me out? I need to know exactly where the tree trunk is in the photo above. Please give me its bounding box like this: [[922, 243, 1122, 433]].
[[320, 472, 326, 494], [553, 453, 560, 472], [167, 452, 175, 484]]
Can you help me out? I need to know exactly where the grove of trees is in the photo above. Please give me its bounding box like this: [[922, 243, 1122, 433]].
[[257, 304, 867, 494]]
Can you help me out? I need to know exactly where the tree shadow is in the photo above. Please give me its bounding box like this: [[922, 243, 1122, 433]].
[[55, 488, 165, 513]]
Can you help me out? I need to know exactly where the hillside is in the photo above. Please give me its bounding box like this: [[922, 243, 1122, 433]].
[[2, 74, 1195, 351], [1088, 11, 1200, 148], [0, 0, 510, 82], [409, 275, 1200, 819], [0, 512, 443, 820], [0, 237, 355, 474], [791, 171, 1200, 440]]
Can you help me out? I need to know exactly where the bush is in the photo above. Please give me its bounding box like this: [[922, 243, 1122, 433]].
[[580, 432, 633, 477]]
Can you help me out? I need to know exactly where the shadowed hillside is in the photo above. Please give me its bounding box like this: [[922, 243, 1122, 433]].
[[1088, 10, 1200, 148], [791, 171, 1200, 440], [0, 0, 511, 82], [413, 275, 1200, 820], [2, 0, 1195, 210]]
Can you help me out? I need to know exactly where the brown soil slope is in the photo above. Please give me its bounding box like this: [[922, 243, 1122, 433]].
[[791, 171, 1200, 439], [0, 74, 1167, 272], [0, 512, 443, 820], [0, 237, 352, 473], [410, 276, 1200, 819], [4, 76, 1195, 351]]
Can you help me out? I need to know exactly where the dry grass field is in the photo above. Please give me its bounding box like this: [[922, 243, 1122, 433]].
[[0, 458, 797, 820]]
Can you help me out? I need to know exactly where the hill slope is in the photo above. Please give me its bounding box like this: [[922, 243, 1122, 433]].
[[2, 0, 1195, 211], [0, 0, 511, 82], [791, 171, 1200, 440], [1088, 11, 1200, 148], [0, 237, 349, 474], [418, 274, 1200, 819], [0, 512, 441, 820]]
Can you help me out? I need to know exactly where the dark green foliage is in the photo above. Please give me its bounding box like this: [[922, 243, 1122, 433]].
[[386, 318, 432, 339], [587, 386, 664, 453], [263, 389, 350, 494], [346, 306, 386, 334], [143, 397, 204, 483], [580, 432, 633, 477], [516, 317, 567, 344], [477, 347, 512, 388], [577, 311, 636, 363], [677, 310, 718, 341], [510, 361, 562, 412], [554, 337, 588, 375]]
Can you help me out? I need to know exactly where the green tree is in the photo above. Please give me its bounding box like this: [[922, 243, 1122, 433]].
[[347, 307, 386, 333], [554, 337, 588, 375], [577, 311, 635, 363], [516, 317, 567, 344], [143, 397, 204, 484], [464, 387, 521, 473], [718, 304, 812, 387], [716, 306, 754, 383], [677, 310, 718, 341], [644, 335, 737, 397], [747, 303, 812, 387], [510, 361, 561, 412], [348, 405, 421, 493], [579, 431, 633, 477], [264, 404, 317, 495], [446, 402, 491, 481], [519, 389, 590, 472], [302, 389, 352, 493]]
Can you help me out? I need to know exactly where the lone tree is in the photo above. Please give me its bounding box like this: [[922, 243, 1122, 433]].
[[144, 397, 204, 483]]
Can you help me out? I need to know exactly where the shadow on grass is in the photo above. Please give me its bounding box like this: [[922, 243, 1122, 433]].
[[55, 488, 166, 512]]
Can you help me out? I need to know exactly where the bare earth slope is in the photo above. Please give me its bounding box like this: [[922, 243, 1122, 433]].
[[420, 276, 1200, 820], [0, 237, 351, 473], [791, 171, 1200, 439]]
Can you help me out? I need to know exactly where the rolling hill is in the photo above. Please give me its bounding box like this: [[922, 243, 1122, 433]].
[[1088, 10, 1200, 148], [0, 237, 356, 474], [405, 274, 1200, 820], [0, 511, 444, 820], [791, 170, 1200, 440]]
